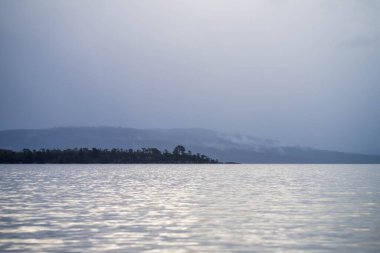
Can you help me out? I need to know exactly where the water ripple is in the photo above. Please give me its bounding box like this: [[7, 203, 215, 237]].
[[0, 164, 380, 252]]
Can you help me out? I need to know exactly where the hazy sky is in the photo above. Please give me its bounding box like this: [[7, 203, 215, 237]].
[[1, 0, 380, 154]]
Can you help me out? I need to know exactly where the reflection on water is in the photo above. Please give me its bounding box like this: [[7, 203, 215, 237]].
[[0, 164, 379, 252]]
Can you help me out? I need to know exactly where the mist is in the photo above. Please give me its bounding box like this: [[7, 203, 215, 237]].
[[1, 0, 379, 154]]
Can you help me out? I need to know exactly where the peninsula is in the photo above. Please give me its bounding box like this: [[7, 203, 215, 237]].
[[0, 146, 219, 164]]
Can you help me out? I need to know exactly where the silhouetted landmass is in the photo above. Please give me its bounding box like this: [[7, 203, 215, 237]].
[[0, 146, 219, 164], [1, 127, 380, 163]]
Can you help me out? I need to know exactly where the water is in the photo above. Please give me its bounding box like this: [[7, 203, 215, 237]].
[[0, 164, 379, 252]]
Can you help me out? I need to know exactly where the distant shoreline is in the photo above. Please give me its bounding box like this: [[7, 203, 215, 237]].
[[0, 146, 220, 164]]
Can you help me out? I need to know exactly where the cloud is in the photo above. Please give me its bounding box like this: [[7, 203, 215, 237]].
[[338, 33, 380, 49], [0, 0, 379, 154]]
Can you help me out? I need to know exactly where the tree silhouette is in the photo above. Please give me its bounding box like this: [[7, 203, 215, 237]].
[[0, 146, 219, 164], [173, 145, 186, 155]]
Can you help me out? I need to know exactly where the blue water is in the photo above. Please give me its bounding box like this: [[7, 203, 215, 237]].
[[0, 164, 379, 252]]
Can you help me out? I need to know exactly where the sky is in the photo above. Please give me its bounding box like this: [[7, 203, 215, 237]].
[[1, 0, 380, 154]]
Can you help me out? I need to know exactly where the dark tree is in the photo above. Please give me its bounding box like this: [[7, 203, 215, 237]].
[[173, 145, 186, 155]]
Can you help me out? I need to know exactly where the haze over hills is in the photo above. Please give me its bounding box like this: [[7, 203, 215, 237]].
[[0, 127, 379, 164]]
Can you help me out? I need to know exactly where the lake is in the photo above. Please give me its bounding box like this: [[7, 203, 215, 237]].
[[0, 164, 379, 252]]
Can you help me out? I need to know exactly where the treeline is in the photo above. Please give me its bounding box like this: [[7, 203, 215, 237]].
[[0, 145, 219, 164]]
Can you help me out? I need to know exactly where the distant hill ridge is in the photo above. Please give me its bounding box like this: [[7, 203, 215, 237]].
[[0, 127, 379, 164]]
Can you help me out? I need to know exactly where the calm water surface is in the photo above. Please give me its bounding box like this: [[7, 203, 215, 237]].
[[0, 164, 379, 252]]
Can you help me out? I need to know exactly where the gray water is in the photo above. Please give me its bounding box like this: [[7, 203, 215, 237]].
[[0, 164, 379, 253]]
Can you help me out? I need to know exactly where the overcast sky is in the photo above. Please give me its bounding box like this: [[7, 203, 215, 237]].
[[1, 0, 379, 154]]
